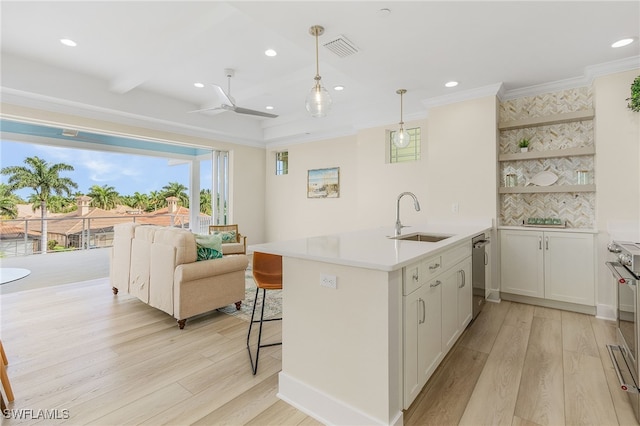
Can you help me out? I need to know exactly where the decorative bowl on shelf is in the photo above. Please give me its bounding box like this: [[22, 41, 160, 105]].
[[526, 171, 558, 186]]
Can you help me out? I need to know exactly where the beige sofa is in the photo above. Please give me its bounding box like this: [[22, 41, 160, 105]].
[[110, 223, 249, 329]]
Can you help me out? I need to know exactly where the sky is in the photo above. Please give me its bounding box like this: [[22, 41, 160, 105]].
[[0, 140, 212, 200]]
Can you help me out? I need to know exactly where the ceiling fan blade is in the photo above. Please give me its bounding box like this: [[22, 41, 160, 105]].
[[187, 106, 225, 114], [233, 106, 279, 118], [211, 84, 235, 106]]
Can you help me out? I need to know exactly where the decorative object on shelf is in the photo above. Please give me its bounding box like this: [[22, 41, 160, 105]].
[[305, 25, 332, 118], [526, 170, 558, 186], [576, 170, 590, 185], [505, 173, 518, 187], [518, 138, 530, 152], [393, 89, 410, 148], [525, 217, 565, 228], [627, 75, 640, 112], [307, 167, 340, 198]]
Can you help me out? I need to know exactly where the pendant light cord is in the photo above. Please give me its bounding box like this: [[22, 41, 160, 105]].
[[314, 27, 321, 82]]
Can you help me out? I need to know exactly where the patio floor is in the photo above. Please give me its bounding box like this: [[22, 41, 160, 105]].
[[0, 248, 110, 294]]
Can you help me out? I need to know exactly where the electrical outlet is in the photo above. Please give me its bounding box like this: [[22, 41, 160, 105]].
[[320, 273, 337, 289], [452, 203, 459, 213]]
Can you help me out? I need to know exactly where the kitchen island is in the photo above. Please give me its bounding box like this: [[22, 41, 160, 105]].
[[249, 221, 492, 426]]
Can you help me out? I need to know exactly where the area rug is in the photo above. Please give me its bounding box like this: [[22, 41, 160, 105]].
[[217, 270, 282, 322]]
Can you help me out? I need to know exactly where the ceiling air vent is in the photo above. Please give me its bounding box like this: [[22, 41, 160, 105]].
[[323, 35, 359, 58]]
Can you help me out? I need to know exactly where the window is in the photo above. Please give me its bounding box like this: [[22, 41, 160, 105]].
[[390, 127, 421, 163], [212, 150, 229, 225], [276, 151, 288, 175]]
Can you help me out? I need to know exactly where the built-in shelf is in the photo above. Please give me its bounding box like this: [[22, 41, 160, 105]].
[[499, 184, 596, 194], [499, 146, 595, 162], [498, 109, 595, 131]]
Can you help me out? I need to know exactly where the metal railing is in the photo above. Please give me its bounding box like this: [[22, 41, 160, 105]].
[[1, 214, 213, 257]]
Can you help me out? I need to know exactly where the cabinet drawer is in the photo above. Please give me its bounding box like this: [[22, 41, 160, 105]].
[[403, 262, 422, 295], [403, 254, 443, 295], [424, 255, 443, 279], [442, 243, 471, 269]]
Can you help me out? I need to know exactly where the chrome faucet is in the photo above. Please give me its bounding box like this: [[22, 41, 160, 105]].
[[395, 192, 421, 235]]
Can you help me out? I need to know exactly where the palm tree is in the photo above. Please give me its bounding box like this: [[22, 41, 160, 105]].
[[130, 192, 149, 211], [200, 189, 212, 215], [0, 184, 19, 219], [147, 190, 164, 212], [1, 156, 78, 253], [87, 184, 120, 210], [162, 182, 189, 208]]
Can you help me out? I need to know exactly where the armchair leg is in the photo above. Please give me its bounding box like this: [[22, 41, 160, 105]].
[[235, 301, 242, 310], [177, 319, 186, 329], [112, 287, 119, 295]]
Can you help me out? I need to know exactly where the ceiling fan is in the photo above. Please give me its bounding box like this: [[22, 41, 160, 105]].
[[190, 68, 278, 118]]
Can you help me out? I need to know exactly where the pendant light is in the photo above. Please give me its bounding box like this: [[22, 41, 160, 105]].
[[305, 25, 332, 117], [393, 89, 410, 148]]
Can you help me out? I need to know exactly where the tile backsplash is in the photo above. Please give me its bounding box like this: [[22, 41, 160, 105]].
[[499, 87, 595, 229]]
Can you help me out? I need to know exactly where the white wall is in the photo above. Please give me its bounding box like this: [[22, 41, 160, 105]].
[[265, 135, 359, 242], [425, 96, 498, 221], [594, 69, 640, 313], [264, 96, 499, 242]]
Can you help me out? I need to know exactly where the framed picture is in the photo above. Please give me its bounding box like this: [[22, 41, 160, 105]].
[[307, 167, 340, 198]]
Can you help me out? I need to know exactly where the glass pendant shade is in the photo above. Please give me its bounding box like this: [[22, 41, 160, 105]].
[[393, 89, 410, 148], [305, 81, 332, 117], [393, 126, 410, 148]]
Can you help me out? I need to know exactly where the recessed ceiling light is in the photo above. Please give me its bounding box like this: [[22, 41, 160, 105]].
[[194, 82, 205, 88], [60, 38, 77, 47], [266, 105, 274, 110], [334, 85, 345, 91], [445, 81, 459, 88], [265, 49, 277, 57], [612, 38, 635, 48]]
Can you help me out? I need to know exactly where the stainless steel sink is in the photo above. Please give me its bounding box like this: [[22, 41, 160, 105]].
[[391, 233, 453, 242]]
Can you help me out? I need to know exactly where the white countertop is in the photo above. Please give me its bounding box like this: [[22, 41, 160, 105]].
[[498, 225, 598, 234], [249, 220, 493, 272]]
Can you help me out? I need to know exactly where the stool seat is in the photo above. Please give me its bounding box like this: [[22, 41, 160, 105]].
[[247, 252, 282, 375]]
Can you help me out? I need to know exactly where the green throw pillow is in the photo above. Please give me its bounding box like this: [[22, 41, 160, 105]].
[[195, 233, 222, 250], [213, 230, 237, 243], [196, 246, 223, 261], [195, 233, 223, 261]]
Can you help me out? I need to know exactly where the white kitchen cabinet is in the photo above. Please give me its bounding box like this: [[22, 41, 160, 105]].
[[500, 229, 595, 306], [458, 257, 473, 329], [501, 230, 545, 297], [403, 241, 473, 408]]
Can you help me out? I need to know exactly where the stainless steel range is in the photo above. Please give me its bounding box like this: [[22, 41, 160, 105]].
[[612, 241, 640, 279], [607, 241, 640, 421]]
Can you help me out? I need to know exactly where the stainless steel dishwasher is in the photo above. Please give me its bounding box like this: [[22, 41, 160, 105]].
[[472, 233, 490, 319]]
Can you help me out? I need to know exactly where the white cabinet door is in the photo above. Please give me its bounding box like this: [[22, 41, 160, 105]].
[[500, 230, 545, 298], [403, 278, 443, 409], [403, 288, 421, 406], [458, 257, 473, 330], [441, 268, 459, 354], [418, 279, 443, 386], [544, 232, 595, 305]]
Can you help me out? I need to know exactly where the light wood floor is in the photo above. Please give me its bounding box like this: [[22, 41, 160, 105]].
[[1, 274, 638, 425]]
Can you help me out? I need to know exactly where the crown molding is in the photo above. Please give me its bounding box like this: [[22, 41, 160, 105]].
[[421, 83, 504, 110], [500, 56, 640, 101]]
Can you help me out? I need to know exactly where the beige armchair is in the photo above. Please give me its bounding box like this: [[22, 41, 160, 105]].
[[209, 224, 247, 255]]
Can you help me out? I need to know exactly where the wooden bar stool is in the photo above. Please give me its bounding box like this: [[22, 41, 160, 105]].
[[246, 252, 282, 375], [0, 339, 14, 402]]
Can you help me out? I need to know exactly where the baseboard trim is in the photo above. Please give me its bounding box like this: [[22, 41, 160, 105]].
[[596, 303, 617, 322], [277, 371, 403, 426], [500, 292, 596, 315]]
